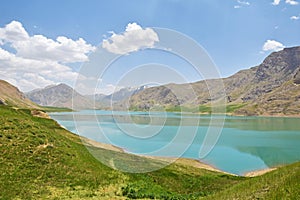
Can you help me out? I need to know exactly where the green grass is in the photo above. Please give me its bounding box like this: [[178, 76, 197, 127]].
[[0, 105, 241, 199], [1, 105, 299, 199], [205, 162, 300, 200], [40, 106, 73, 112], [165, 104, 246, 114], [165, 105, 212, 113], [226, 103, 247, 113]]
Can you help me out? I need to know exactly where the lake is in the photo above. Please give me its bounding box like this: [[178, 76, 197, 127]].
[[49, 110, 300, 175]]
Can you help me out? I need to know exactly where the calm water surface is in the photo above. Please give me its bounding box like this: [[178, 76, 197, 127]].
[[50, 110, 300, 175]]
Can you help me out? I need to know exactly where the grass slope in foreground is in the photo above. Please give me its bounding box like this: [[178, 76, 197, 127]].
[[0, 105, 299, 199]]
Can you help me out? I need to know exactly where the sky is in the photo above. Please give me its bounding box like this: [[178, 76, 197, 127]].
[[0, 0, 299, 94]]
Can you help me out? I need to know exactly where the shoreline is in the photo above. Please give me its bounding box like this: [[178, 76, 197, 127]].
[[81, 137, 224, 173], [82, 137, 124, 153], [243, 167, 277, 177], [80, 135, 276, 177], [47, 113, 282, 177], [46, 108, 300, 119]]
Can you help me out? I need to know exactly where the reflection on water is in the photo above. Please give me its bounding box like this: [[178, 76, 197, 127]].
[[50, 110, 300, 175]]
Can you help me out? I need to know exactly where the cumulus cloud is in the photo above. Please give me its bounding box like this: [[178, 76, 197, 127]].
[[0, 47, 81, 91], [285, 0, 299, 5], [290, 15, 300, 20], [0, 21, 96, 92], [262, 40, 285, 52], [0, 21, 95, 63], [102, 22, 159, 55], [13, 35, 95, 63], [272, 0, 281, 5]]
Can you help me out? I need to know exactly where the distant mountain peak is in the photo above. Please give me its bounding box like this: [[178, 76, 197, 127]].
[[26, 83, 94, 109], [255, 46, 300, 83]]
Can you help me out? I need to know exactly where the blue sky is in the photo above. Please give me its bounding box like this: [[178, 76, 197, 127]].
[[0, 0, 299, 94]]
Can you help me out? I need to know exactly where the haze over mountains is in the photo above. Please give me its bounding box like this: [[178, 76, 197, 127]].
[[25, 84, 147, 110], [2, 46, 300, 116]]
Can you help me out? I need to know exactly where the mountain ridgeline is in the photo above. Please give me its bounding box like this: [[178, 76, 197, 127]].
[[0, 80, 39, 109], [125, 46, 300, 116], [25, 83, 95, 110], [24, 46, 300, 116], [26, 84, 147, 110]]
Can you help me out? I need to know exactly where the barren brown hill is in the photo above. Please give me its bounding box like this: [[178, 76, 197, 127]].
[[126, 46, 300, 116], [0, 80, 39, 109], [26, 83, 95, 110]]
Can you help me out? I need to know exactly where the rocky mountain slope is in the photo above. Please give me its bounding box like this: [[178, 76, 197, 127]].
[[126, 46, 300, 116], [26, 83, 95, 110], [234, 46, 300, 115], [0, 80, 39, 109]]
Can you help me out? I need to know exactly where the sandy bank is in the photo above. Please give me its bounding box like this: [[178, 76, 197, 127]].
[[244, 167, 277, 177], [81, 137, 236, 175], [83, 138, 279, 177]]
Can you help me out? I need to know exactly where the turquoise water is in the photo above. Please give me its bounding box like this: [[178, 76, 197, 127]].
[[50, 110, 300, 175]]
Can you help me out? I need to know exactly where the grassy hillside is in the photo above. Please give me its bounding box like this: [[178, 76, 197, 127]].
[[0, 105, 242, 199], [41, 106, 73, 112], [205, 162, 300, 200], [1, 105, 299, 199]]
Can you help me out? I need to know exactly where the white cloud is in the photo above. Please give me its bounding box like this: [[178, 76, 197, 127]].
[[290, 15, 300, 20], [102, 22, 159, 55], [262, 40, 285, 52], [272, 0, 299, 5], [0, 47, 81, 91], [234, 0, 250, 8], [286, 0, 299, 5], [0, 21, 96, 92], [0, 21, 95, 63], [0, 21, 29, 42], [272, 0, 281, 5], [237, 0, 250, 5]]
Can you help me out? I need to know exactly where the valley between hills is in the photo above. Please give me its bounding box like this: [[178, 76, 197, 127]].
[[1, 102, 300, 199], [0, 47, 300, 199]]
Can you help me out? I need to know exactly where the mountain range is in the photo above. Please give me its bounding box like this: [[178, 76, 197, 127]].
[[25, 84, 147, 110], [127, 46, 300, 116], [1, 46, 300, 116]]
